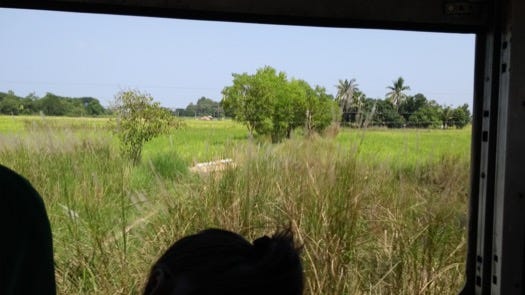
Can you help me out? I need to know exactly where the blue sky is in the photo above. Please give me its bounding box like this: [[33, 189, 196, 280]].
[[0, 8, 475, 109]]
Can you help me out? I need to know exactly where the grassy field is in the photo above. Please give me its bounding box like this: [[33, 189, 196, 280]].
[[0, 115, 471, 294]]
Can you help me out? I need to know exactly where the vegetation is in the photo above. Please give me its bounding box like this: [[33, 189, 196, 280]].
[[1, 68, 471, 132], [0, 115, 470, 294], [0, 63, 474, 293], [386, 76, 411, 110], [110, 90, 182, 164], [0, 90, 106, 116], [334, 77, 471, 129], [175, 96, 224, 118], [221, 66, 339, 142], [335, 78, 360, 123]]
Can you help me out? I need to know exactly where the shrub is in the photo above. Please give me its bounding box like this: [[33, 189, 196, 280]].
[[110, 90, 182, 164]]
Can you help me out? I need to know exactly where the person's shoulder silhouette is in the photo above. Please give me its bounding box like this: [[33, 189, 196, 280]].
[[0, 164, 56, 295]]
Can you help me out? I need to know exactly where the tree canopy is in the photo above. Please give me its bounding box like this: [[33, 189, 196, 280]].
[[1, 72, 471, 132], [0, 91, 106, 116], [386, 77, 411, 110], [110, 90, 181, 164], [175, 97, 224, 118], [333, 77, 471, 129], [221, 66, 339, 142]]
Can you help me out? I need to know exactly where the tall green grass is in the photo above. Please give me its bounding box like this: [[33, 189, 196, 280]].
[[0, 116, 469, 294], [201, 139, 468, 294]]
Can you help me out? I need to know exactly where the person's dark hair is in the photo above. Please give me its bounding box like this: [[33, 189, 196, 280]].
[[144, 228, 303, 295]]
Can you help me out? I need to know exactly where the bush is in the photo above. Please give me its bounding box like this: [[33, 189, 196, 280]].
[[110, 90, 182, 164]]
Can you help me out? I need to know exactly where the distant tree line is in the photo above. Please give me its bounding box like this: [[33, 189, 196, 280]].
[[217, 67, 471, 142], [0, 90, 106, 116], [335, 77, 471, 129], [174, 97, 224, 118], [2, 71, 471, 131]]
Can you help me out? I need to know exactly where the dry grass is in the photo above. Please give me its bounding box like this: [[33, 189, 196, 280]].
[[0, 116, 469, 294]]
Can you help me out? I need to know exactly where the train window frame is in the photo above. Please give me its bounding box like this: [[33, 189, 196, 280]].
[[1, 0, 523, 293]]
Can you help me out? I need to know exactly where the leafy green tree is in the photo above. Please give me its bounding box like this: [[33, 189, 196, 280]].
[[111, 90, 180, 164], [408, 105, 442, 128], [0, 90, 105, 116], [398, 93, 428, 121], [38, 93, 67, 116], [372, 100, 405, 128], [221, 67, 283, 139], [195, 97, 222, 117], [275, 78, 306, 140], [64, 98, 85, 116], [222, 66, 336, 142], [184, 103, 198, 117], [383, 109, 406, 128], [222, 71, 268, 137], [309, 85, 339, 133], [451, 104, 471, 128], [254, 67, 290, 142], [386, 77, 411, 110], [20, 93, 39, 114], [0, 96, 21, 115], [0, 91, 22, 115], [179, 97, 222, 117], [85, 99, 106, 116]]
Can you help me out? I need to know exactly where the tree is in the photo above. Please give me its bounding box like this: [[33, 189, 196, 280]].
[[386, 77, 410, 110], [383, 109, 406, 128], [0, 91, 22, 115], [111, 90, 180, 164], [441, 106, 453, 129], [451, 104, 471, 128], [221, 66, 336, 142], [351, 91, 366, 127], [0, 90, 105, 116], [359, 98, 382, 127], [0, 97, 21, 115], [398, 93, 428, 121], [368, 99, 405, 128], [179, 97, 222, 117], [221, 67, 286, 140], [38, 93, 67, 116], [309, 85, 339, 133], [85, 99, 105, 116], [221, 71, 268, 137], [408, 105, 442, 128], [335, 79, 358, 124], [20, 93, 39, 115], [252, 67, 290, 142], [277, 78, 307, 140], [194, 97, 222, 117]]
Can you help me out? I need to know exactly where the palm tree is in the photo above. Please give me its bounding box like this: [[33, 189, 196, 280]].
[[441, 106, 453, 129], [336, 78, 358, 123], [353, 93, 366, 127], [386, 77, 410, 110]]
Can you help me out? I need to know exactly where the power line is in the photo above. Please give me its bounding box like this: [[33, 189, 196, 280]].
[[0, 80, 217, 91]]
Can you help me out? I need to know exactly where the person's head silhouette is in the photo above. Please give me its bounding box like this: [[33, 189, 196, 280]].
[[144, 228, 303, 295]]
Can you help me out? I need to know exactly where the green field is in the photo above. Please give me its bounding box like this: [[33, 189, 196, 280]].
[[0, 115, 471, 294]]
